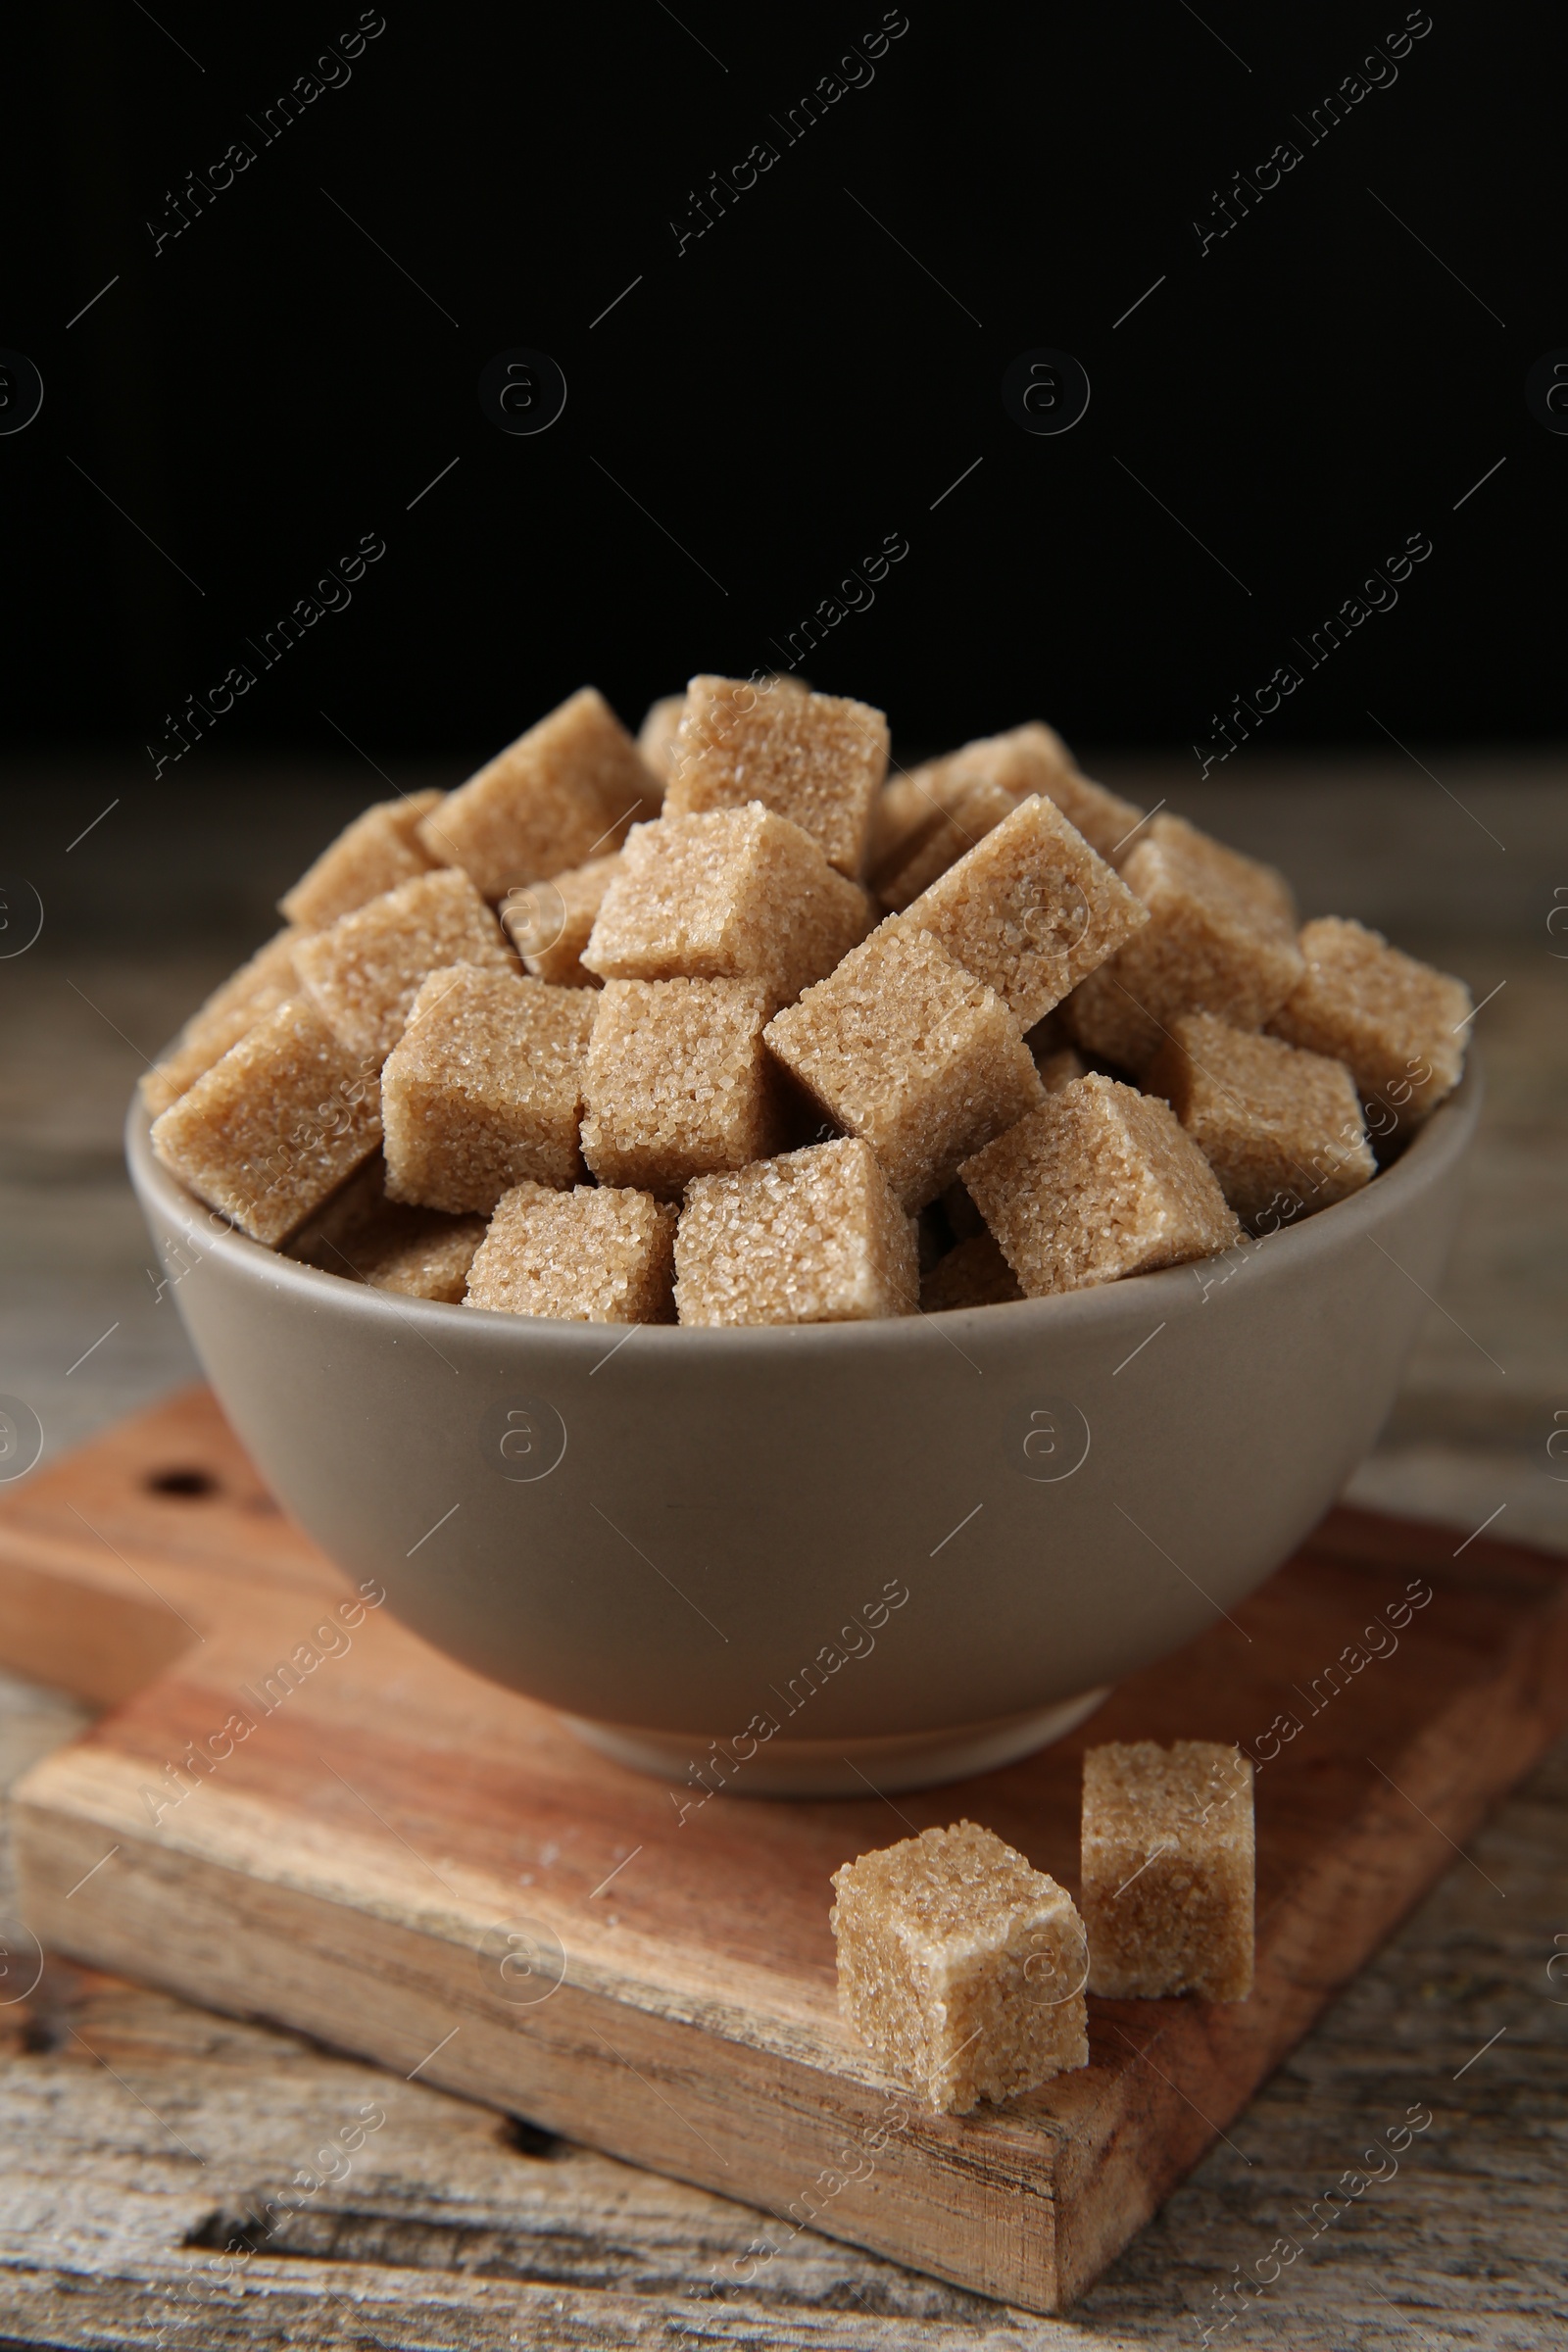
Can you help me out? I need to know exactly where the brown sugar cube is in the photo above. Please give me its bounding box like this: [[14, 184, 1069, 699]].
[[502, 854, 622, 989], [1145, 1012, 1373, 1228], [765, 927, 1044, 1212], [899, 796, 1150, 1031], [279, 791, 445, 928], [1267, 916, 1471, 1126], [919, 1232, 1023, 1313], [582, 806, 873, 1006], [674, 1138, 917, 1326], [959, 1073, 1241, 1297], [139, 927, 305, 1117], [664, 673, 888, 875], [636, 694, 684, 795], [293, 867, 514, 1066], [418, 687, 658, 899], [1064, 814, 1304, 1071], [830, 1821, 1089, 2115], [286, 1156, 484, 1301], [580, 978, 781, 1199], [466, 1181, 676, 1323], [149, 998, 381, 1248], [1082, 1741, 1254, 2001], [380, 964, 597, 1212]]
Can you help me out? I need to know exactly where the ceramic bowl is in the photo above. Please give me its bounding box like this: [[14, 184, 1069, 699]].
[[126, 1068, 1479, 1793]]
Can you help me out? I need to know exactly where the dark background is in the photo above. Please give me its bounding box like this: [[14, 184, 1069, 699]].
[[3, 1, 1558, 778]]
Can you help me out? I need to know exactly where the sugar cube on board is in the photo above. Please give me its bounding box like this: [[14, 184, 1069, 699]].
[[899, 795, 1150, 1031], [418, 687, 658, 899], [140, 927, 304, 1118], [959, 1072, 1240, 1297], [583, 806, 872, 1005], [293, 867, 514, 1065], [664, 674, 888, 876], [466, 1181, 676, 1323], [1081, 1740, 1254, 2000], [149, 999, 381, 1247], [830, 1820, 1090, 2115], [279, 791, 444, 929], [1144, 1011, 1373, 1227], [580, 978, 780, 1198], [1065, 815, 1304, 1070], [674, 1138, 917, 1326], [380, 963, 597, 1211], [1267, 915, 1470, 1126], [765, 927, 1043, 1210]]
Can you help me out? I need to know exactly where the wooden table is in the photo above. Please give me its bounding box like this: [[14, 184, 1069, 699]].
[[1, 757, 1564, 2346]]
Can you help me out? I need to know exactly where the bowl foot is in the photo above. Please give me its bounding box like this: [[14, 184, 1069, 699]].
[[562, 1688, 1112, 1797]]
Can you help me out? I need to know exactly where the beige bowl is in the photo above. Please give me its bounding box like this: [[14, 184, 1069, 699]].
[[126, 1069, 1478, 1793]]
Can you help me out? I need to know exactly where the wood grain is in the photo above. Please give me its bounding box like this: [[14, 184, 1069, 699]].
[[3, 1776, 1564, 2352], [4, 1387, 1567, 2317]]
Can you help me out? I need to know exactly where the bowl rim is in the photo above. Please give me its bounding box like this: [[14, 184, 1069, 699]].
[[125, 1058, 1482, 1361]]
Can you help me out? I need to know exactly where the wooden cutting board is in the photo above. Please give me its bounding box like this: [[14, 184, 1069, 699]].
[[3, 1387, 1564, 2316]]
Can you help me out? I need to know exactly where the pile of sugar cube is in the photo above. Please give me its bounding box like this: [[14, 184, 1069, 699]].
[[147, 675, 1472, 1324], [832, 1738, 1254, 2114]]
